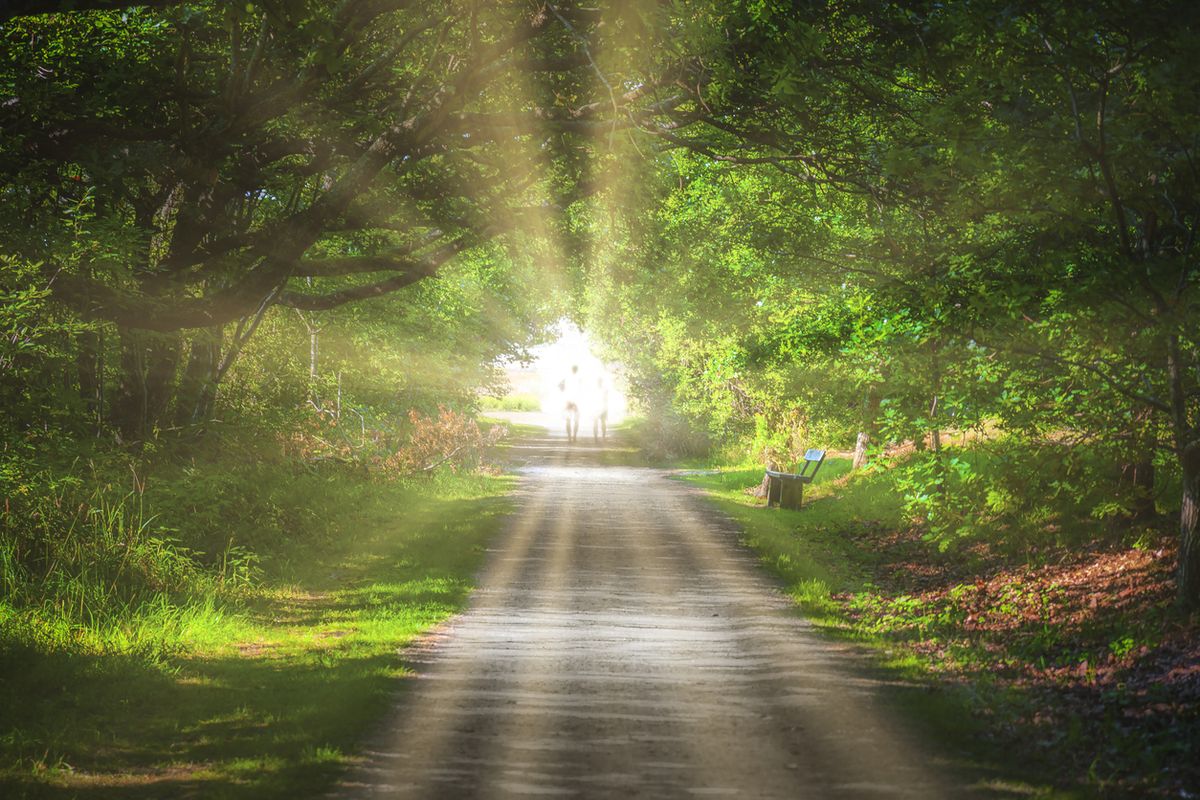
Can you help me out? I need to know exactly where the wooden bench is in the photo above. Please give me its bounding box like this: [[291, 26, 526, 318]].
[[765, 449, 826, 510]]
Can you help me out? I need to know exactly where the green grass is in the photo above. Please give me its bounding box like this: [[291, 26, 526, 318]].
[[0, 460, 513, 799], [680, 459, 1086, 799], [681, 458, 881, 612], [478, 393, 541, 412]]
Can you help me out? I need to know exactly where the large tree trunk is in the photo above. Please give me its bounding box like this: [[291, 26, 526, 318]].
[[144, 333, 179, 425], [75, 328, 101, 420], [191, 332, 225, 423], [1129, 457, 1157, 521], [1177, 444, 1200, 609], [175, 326, 222, 425], [110, 327, 181, 440], [111, 330, 142, 439], [1167, 333, 1200, 608]]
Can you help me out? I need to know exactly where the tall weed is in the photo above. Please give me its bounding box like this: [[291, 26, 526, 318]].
[[0, 447, 235, 663]]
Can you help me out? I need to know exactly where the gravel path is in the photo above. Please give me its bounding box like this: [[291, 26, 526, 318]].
[[332, 427, 973, 799]]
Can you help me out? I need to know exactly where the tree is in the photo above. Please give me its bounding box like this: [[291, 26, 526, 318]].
[[607, 0, 1200, 605], [0, 1, 690, 435]]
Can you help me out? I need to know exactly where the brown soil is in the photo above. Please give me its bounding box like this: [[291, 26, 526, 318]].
[[835, 520, 1200, 797]]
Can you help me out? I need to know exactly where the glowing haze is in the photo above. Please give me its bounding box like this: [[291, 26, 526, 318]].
[[504, 320, 627, 431]]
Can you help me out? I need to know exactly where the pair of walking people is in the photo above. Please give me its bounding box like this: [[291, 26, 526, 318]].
[[559, 365, 608, 444]]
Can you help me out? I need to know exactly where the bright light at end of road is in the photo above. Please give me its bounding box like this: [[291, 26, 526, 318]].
[[516, 321, 627, 426]]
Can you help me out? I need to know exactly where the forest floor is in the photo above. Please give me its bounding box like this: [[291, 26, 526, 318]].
[[683, 462, 1200, 799]]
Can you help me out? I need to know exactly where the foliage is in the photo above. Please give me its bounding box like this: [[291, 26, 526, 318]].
[[386, 406, 506, 475], [0, 255, 91, 428], [616, 414, 710, 465], [0, 426, 512, 797], [579, 0, 1200, 603], [0, 1, 645, 327], [684, 456, 1197, 797]]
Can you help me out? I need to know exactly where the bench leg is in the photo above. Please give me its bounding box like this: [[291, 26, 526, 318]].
[[767, 475, 781, 507], [780, 480, 804, 510]]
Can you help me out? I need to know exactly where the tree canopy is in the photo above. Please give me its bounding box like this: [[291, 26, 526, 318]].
[[2, 0, 1199, 604], [578, 0, 1200, 605]]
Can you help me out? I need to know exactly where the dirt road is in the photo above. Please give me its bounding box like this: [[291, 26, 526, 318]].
[[332, 427, 972, 798]]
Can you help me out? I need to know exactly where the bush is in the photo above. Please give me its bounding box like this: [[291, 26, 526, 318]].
[[885, 436, 1176, 552], [619, 413, 710, 462], [386, 406, 507, 474]]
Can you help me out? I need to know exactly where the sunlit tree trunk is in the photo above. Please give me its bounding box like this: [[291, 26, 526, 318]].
[[292, 307, 320, 404], [310, 326, 319, 380]]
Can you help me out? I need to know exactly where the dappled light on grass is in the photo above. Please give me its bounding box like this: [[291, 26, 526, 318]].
[[0, 471, 513, 798], [683, 455, 1200, 796]]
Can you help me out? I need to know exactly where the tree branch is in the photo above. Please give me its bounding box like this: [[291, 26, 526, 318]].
[[277, 240, 466, 310], [2, 0, 186, 19]]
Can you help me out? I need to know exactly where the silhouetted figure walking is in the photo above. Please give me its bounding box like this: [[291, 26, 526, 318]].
[[559, 365, 581, 443], [593, 376, 609, 442]]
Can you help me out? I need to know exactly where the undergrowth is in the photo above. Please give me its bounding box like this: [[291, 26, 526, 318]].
[[0, 420, 514, 798]]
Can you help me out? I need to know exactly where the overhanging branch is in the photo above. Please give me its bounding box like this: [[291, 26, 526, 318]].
[[2, 0, 186, 19], [277, 239, 467, 310]]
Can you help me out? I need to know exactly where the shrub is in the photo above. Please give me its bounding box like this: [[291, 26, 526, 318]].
[[386, 406, 506, 474]]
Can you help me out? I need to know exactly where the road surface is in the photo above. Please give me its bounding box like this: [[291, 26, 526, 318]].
[[332, 423, 974, 798]]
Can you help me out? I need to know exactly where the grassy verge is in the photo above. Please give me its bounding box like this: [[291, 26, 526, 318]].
[[0, 433, 513, 799], [682, 458, 1197, 799], [478, 393, 541, 412]]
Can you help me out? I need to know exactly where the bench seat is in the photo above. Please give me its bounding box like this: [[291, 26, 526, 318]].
[[765, 449, 826, 510]]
